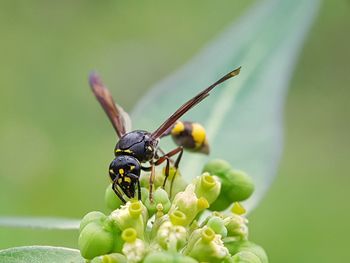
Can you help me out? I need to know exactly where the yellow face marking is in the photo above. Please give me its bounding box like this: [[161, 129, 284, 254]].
[[118, 178, 122, 184], [171, 121, 185, 135], [124, 177, 131, 183], [191, 123, 206, 148], [115, 149, 133, 154], [130, 165, 135, 171], [119, 168, 124, 175], [109, 169, 115, 175]]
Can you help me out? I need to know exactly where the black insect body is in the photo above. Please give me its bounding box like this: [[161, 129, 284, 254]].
[[109, 154, 141, 199], [115, 130, 157, 162], [89, 67, 241, 203], [111, 130, 157, 201]]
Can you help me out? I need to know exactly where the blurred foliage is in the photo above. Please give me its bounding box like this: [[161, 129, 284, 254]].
[[0, 0, 349, 263]]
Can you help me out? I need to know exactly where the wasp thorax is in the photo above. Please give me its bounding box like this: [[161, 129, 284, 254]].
[[109, 155, 141, 198], [115, 130, 158, 162]]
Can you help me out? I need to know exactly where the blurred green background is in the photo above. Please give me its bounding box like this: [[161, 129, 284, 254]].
[[0, 0, 349, 262]]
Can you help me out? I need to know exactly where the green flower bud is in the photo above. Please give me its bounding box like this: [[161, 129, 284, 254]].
[[232, 251, 261, 263], [157, 212, 187, 251], [110, 201, 148, 240], [226, 170, 254, 201], [209, 196, 232, 212], [140, 187, 149, 204], [90, 253, 127, 263], [79, 211, 106, 232], [202, 159, 232, 211], [202, 159, 231, 177], [139, 172, 150, 188], [194, 173, 221, 204], [224, 214, 248, 239], [121, 228, 147, 263], [143, 251, 173, 263], [169, 184, 209, 226], [225, 241, 268, 263], [210, 169, 254, 211], [78, 221, 115, 260], [105, 184, 124, 211], [143, 251, 198, 263], [207, 216, 227, 238], [188, 226, 230, 263], [144, 187, 171, 216]]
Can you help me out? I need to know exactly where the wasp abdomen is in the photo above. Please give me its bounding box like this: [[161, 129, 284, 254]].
[[170, 121, 209, 154]]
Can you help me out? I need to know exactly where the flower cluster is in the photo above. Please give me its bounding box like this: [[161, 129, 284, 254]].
[[78, 159, 268, 263]]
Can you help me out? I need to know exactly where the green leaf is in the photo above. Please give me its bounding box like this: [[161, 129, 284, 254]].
[[132, 0, 320, 211], [0, 246, 84, 263], [0, 217, 79, 230]]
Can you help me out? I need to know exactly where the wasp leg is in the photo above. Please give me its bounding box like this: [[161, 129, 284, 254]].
[[148, 164, 155, 203], [170, 146, 184, 197], [140, 164, 154, 202], [112, 181, 126, 204], [153, 156, 170, 187], [156, 147, 174, 164], [162, 157, 171, 188], [154, 146, 184, 196], [163, 157, 170, 188], [127, 173, 142, 201], [137, 180, 141, 201]]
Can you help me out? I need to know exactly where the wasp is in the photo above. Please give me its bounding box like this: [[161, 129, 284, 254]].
[[89, 67, 241, 203]]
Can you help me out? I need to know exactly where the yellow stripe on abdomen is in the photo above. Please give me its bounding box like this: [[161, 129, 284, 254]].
[[191, 123, 206, 148], [171, 121, 185, 135]]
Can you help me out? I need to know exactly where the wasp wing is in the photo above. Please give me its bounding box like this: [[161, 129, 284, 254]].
[[89, 73, 131, 138], [151, 67, 241, 139], [116, 103, 132, 133]]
